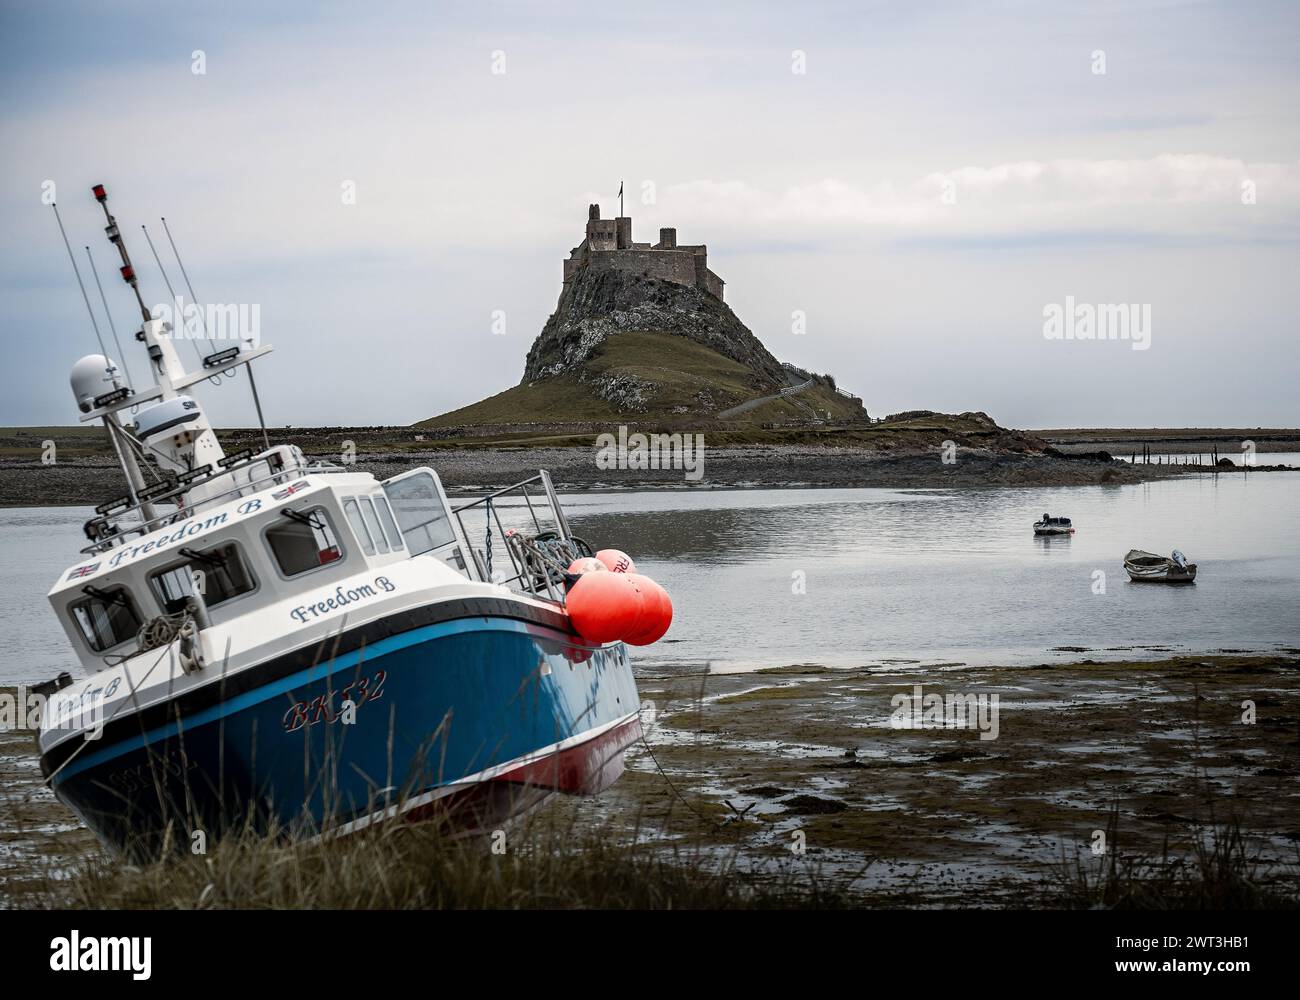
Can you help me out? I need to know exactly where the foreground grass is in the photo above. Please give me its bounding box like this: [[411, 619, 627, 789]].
[[1048, 807, 1300, 910], [24, 809, 850, 910], [23, 795, 1297, 910]]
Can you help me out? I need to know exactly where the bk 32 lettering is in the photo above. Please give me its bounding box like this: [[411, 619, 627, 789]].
[[282, 670, 387, 731]]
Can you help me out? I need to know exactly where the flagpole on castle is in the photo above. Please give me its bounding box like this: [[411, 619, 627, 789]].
[[619, 180, 624, 217]]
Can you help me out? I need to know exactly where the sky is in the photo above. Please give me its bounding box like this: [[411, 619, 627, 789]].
[[1, 0, 1298, 430]]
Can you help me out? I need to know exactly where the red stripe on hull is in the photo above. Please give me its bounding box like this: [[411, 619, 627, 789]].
[[491, 715, 643, 795], [400, 716, 643, 831]]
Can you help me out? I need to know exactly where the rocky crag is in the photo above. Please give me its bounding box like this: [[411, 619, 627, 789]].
[[522, 266, 787, 387]]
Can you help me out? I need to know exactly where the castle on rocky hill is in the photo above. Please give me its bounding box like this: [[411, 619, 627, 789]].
[[563, 204, 725, 300]]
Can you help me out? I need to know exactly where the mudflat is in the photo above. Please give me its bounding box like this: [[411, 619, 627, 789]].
[[6, 653, 1298, 906]]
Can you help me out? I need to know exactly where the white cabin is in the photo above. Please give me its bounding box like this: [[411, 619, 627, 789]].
[[49, 454, 500, 676]]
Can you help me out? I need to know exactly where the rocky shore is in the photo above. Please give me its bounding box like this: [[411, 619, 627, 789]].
[[0, 445, 1224, 509]]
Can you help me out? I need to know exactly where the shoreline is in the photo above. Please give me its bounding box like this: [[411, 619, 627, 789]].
[[4, 446, 1291, 509], [4, 651, 1298, 906]]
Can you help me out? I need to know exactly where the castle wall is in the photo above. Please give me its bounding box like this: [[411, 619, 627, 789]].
[[562, 208, 724, 299], [586, 248, 699, 288]]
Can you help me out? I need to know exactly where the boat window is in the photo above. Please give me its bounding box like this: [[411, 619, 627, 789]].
[[342, 498, 375, 556], [358, 497, 389, 554], [373, 495, 404, 551], [150, 542, 256, 615], [384, 472, 456, 556], [266, 507, 343, 577], [71, 586, 143, 652]]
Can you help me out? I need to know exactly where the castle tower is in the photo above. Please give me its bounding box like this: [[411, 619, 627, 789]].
[[584, 204, 617, 250]]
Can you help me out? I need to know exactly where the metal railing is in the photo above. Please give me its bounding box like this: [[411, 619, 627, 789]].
[[80, 454, 351, 554], [450, 471, 590, 602]]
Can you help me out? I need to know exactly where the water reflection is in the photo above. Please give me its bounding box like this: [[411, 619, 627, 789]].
[[561, 475, 1300, 671]]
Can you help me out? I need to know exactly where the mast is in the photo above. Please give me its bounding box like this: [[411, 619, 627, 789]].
[[73, 184, 277, 525], [93, 184, 151, 323], [92, 184, 227, 477]]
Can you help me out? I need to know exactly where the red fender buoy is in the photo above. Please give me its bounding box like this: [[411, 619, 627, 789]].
[[595, 548, 636, 574], [624, 574, 672, 645], [566, 571, 644, 645], [567, 556, 607, 575]]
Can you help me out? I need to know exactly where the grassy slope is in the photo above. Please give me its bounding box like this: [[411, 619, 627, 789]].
[[419, 330, 864, 429]]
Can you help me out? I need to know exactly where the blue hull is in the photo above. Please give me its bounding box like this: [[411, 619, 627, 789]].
[[43, 609, 640, 858]]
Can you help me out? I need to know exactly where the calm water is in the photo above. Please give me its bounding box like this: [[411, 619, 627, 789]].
[[2, 473, 1298, 684]]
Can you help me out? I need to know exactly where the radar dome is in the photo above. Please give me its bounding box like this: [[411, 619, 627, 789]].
[[70, 354, 122, 413]]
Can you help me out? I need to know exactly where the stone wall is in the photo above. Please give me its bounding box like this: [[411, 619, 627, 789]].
[[585, 248, 699, 288], [563, 208, 724, 299]]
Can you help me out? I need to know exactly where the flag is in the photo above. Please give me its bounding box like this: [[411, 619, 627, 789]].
[[618, 181, 623, 198], [67, 563, 100, 580], [272, 480, 310, 500]]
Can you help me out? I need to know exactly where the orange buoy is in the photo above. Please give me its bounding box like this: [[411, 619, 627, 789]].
[[625, 574, 672, 645], [566, 571, 644, 644], [620, 572, 651, 639], [595, 548, 636, 574], [567, 556, 607, 575]]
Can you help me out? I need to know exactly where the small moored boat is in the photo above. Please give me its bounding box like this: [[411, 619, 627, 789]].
[[1033, 513, 1074, 536], [1124, 549, 1197, 584]]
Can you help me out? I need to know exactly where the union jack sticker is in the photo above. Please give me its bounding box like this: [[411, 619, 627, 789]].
[[67, 562, 100, 580], [272, 480, 310, 500]]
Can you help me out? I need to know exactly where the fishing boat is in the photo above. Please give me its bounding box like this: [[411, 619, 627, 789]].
[[1123, 549, 1198, 584], [36, 184, 656, 858], [1033, 514, 1074, 536]]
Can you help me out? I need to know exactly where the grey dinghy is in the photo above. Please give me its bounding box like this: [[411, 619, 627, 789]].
[[1123, 549, 1198, 584]]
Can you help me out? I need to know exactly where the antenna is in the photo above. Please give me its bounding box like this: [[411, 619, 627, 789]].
[[51, 203, 115, 381], [141, 222, 209, 363], [84, 245, 136, 390], [92, 184, 151, 324], [162, 216, 271, 451]]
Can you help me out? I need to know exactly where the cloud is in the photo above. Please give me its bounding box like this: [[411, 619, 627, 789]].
[[656, 156, 1300, 244]]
